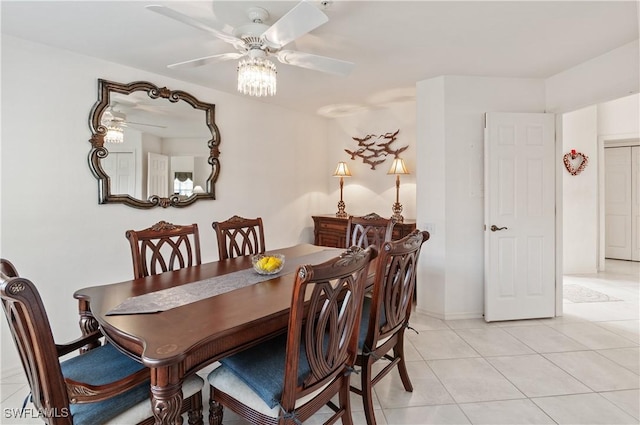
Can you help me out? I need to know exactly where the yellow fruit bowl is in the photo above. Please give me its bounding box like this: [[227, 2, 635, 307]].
[[252, 254, 285, 275]]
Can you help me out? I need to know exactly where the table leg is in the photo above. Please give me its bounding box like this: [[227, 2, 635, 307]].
[[151, 368, 184, 425], [77, 299, 101, 353]]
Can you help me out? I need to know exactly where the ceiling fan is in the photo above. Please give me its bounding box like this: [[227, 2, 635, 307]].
[[146, 1, 355, 80], [103, 104, 166, 129], [101, 103, 167, 143]]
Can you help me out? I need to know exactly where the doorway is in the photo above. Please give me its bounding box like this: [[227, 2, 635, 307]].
[[561, 94, 639, 273]]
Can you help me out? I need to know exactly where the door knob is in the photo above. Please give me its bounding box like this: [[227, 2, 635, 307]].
[[490, 225, 508, 232]]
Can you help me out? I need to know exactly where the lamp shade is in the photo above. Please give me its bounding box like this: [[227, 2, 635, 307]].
[[333, 162, 352, 177], [387, 157, 409, 175]]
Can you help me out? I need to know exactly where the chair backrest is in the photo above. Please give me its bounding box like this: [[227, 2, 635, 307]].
[[0, 273, 72, 421], [1, 258, 19, 277], [125, 220, 202, 279], [212, 215, 265, 260], [346, 213, 395, 249], [279, 245, 377, 411], [364, 230, 429, 350]]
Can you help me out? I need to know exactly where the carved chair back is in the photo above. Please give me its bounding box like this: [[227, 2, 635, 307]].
[[209, 246, 377, 425], [352, 230, 430, 425], [1, 273, 75, 422], [346, 213, 395, 249], [281, 245, 377, 415], [366, 230, 429, 349], [212, 215, 265, 260], [126, 220, 202, 279]]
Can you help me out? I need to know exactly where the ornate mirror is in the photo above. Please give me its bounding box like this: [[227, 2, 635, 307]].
[[88, 79, 220, 208]]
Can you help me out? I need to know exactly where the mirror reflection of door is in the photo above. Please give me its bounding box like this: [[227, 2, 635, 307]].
[[102, 151, 136, 196], [147, 152, 169, 198]]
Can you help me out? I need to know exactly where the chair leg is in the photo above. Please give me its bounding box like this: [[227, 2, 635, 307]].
[[208, 396, 223, 425], [360, 356, 377, 425], [338, 375, 354, 425], [187, 391, 204, 425], [394, 333, 413, 392]]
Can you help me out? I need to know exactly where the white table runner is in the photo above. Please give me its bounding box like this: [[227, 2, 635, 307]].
[[106, 249, 341, 315]]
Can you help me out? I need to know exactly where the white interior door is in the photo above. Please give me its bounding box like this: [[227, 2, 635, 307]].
[[605, 147, 632, 260], [605, 146, 640, 261], [633, 146, 640, 261], [147, 152, 169, 198], [101, 151, 135, 195], [484, 112, 556, 322]]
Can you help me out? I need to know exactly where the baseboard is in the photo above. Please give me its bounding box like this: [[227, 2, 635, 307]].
[[415, 306, 484, 321]]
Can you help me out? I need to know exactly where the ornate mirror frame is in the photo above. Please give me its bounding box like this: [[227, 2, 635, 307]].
[[88, 79, 220, 208]]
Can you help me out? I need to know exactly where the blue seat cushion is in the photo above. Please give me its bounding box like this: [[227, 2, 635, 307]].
[[219, 333, 310, 409], [358, 296, 387, 349], [60, 343, 150, 425]]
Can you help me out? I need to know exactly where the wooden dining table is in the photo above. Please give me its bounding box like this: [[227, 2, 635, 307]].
[[73, 243, 342, 425]]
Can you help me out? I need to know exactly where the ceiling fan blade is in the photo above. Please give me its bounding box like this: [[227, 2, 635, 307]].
[[261, 1, 329, 48], [146, 5, 242, 47], [276, 50, 354, 76], [167, 52, 245, 69], [127, 121, 167, 129]]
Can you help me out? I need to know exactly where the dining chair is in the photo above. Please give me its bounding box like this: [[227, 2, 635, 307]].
[[0, 270, 204, 425], [345, 213, 395, 249], [126, 220, 202, 279], [207, 245, 378, 425], [211, 215, 265, 260], [350, 229, 430, 425]]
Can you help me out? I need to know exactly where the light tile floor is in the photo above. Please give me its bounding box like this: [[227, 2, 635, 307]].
[[1, 260, 638, 424]]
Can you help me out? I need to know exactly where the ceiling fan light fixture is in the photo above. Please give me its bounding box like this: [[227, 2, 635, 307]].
[[104, 124, 124, 144], [237, 56, 277, 97]]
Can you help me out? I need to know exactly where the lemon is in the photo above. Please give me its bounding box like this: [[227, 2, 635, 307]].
[[265, 258, 277, 271], [258, 256, 282, 272], [257, 257, 270, 269]]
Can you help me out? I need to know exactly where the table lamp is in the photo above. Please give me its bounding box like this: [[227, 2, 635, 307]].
[[333, 162, 352, 218], [387, 157, 409, 222]]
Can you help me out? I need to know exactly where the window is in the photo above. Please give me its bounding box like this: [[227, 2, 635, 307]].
[[173, 172, 194, 196]]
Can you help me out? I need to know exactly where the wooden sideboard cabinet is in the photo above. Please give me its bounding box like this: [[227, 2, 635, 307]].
[[312, 214, 417, 248]]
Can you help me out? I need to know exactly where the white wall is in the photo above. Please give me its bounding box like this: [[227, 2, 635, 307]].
[[598, 93, 640, 137], [416, 76, 546, 320], [0, 36, 330, 374], [546, 40, 639, 113], [416, 77, 447, 316], [562, 106, 599, 273], [326, 102, 417, 219]]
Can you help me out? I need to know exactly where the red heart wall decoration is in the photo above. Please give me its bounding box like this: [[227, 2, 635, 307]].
[[563, 150, 589, 176]]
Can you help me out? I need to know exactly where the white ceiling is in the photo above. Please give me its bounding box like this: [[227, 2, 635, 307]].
[[2, 1, 638, 117]]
